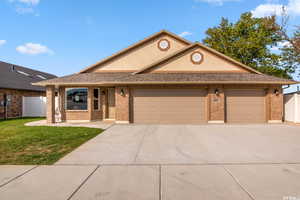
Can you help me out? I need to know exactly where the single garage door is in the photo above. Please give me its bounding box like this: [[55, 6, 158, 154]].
[[133, 88, 206, 124], [226, 89, 266, 123]]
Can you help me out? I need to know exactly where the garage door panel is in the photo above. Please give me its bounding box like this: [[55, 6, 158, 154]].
[[226, 89, 266, 123], [133, 88, 206, 124]]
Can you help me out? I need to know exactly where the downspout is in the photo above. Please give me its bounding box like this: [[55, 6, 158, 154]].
[[3, 94, 7, 120], [296, 86, 300, 123]]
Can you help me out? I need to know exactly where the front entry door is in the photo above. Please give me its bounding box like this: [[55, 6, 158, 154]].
[[107, 88, 116, 119]]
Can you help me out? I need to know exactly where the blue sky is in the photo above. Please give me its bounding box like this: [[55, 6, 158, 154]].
[[0, 0, 299, 91]]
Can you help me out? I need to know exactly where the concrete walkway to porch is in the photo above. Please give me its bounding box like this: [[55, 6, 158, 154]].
[[25, 120, 114, 129]]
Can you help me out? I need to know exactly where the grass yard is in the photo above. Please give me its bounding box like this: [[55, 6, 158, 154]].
[[0, 118, 103, 165]]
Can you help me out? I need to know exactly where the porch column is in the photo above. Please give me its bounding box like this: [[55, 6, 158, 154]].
[[208, 85, 225, 123], [268, 86, 283, 123], [58, 87, 66, 122], [46, 85, 55, 124], [115, 87, 130, 124], [88, 87, 93, 121]]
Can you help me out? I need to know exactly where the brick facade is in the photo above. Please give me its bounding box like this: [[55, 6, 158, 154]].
[[48, 85, 284, 124], [268, 86, 283, 122], [0, 88, 45, 119], [115, 87, 130, 123], [46, 86, 55, 123], [208, 86, 225, 123]]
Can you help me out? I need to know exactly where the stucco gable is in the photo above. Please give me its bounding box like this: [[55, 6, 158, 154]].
[[135, 43, 260, 74], [79, 30, 191, 73]]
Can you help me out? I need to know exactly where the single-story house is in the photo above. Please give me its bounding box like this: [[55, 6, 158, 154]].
[[34, 30, 296, 124], [284, 91, 300, 124], [0, 61, 56, 119]]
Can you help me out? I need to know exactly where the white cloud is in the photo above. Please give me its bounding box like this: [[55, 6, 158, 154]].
[[16, 43, 54, 55], [251, 4, 283, 17], [15, 6, 34, 14], [0, 40, 7, 46], [178, 31, 193, 37], [9, 0, 40, 5], [194, 0, 240, 6], [270, 41, 291, 51], [8, 0, 40, 15], [252, 0, 300, 17], [19, 0, 40, 5]]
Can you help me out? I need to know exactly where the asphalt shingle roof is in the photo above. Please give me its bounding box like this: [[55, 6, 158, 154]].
[[34, 72, 296, 86], [0, 61, 57, 91]]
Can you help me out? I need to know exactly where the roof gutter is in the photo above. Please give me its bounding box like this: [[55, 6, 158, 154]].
[[33, 80, 298, 87]]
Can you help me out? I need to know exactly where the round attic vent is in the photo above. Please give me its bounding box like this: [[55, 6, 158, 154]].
[[191, 51, 203, 64], [158, 39, 170, 51]]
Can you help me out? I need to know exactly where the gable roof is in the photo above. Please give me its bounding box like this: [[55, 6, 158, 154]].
[[0, 61, 57, 92], [134, 42, 261, 74], [78, 30, 192, 73]]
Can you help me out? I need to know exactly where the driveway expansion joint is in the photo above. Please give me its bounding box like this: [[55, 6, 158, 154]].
[[67, 165, 100, 200], [223, 165, 256, 200], [159, 165, 162, 200], [0, 166, 38, 188]]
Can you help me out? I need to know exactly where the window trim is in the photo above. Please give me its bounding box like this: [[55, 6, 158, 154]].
[[65, 87, 88, 111]]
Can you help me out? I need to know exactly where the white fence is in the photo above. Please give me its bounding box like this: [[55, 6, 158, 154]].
[[284, 93, 300, 123], [22, 96, 47, 117]]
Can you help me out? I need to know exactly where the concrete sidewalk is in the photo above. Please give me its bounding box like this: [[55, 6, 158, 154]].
[[1, 164, 300, 200], [25, 120, 114, 129]]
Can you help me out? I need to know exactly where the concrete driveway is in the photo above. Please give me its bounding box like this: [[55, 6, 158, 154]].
[[56, 124, 300, 165], [2, 124, 300, 199]]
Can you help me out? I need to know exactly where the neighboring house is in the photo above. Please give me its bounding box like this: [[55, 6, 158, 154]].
[[0, 61, 56, 119], [284, 91, 300, 124], [35, 30, 296, 124]]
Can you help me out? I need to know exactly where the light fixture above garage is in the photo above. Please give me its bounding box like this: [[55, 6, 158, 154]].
[[158, 39, 170, 51], [191, 51, 203, 64]]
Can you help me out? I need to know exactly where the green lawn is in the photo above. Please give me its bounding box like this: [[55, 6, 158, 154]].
[[0, 118, 103, 165]]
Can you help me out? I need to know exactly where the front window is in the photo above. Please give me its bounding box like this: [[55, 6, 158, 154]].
[[66, 88, 88, 110]]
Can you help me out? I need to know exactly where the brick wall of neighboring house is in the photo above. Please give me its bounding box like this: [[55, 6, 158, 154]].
[[0, 88, 45, 119]]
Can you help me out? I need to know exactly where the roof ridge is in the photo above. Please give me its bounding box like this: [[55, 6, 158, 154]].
[[78, 30, 192, 74], [134, 42, 261, 74]]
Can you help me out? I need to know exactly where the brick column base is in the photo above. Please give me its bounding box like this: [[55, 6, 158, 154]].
[[46, 86, 55, 124], [268, 87, 283, 123], [115, 87, 130, 124]]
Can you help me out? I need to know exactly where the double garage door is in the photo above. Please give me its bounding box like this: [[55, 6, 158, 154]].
[[133, 88, 206, 124], [132, 88, 266, 124]]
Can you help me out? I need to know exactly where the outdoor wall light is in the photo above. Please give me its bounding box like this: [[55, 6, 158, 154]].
[[120, 88, 125, 96], [215, 89, 219, 95], [274, 89, 279, 96], [101, 91, 106, 95]]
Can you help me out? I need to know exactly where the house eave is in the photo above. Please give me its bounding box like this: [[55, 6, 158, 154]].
[[33, 81, 297, 87]]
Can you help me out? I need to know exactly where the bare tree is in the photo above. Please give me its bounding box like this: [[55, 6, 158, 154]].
[[276, 6, 300, 54]]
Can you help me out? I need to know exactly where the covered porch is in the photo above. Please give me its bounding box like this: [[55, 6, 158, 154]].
[[45, 85, 130, 124]]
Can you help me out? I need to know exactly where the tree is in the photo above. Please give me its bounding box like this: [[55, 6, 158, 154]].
[[273, 7, 300, 78], [203, 12, 292, 79]]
